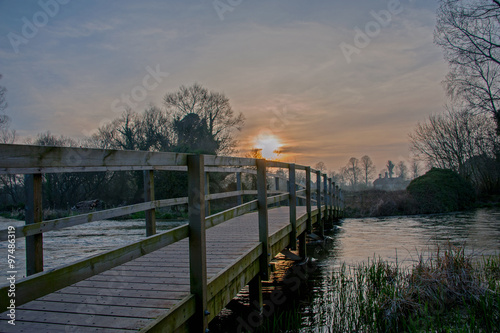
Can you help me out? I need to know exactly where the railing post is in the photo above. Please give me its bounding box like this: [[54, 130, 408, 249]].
[[25, 173, 43, 276], [323, 173, 328, 227], [288, 164, 297, 250], [274, 176, 280, 207], [236, 171, 242, 206], [335, 185, 340, 219], [144, 170, 156, 236], [256, 159, 270, 280], [328, 179, 333, 221], [316, 171, 323, 238], [205, 172, 211, 217], [187, 155, 208, 332], [305, 166, 312, 233]]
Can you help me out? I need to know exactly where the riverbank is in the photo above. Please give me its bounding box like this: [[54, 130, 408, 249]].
[[344, 189, 500, 218], [325, 245, 500, 332]]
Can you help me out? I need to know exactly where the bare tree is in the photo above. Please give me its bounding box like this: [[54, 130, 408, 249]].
[[360, 155, 376, 186], [396, 161, 408, 180], [314, 161, 327, 173], [411, 159, 422, 179], [435, 0, 500, 133], [93, 106, 172, 151], [164, 83, 244, 154], [343, 157, 362, 189], [0, 74, 7, 114], [410, 107, 499, 190]]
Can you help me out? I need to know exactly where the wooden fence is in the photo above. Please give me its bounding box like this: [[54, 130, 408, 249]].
[[0, 143, 344, 331]]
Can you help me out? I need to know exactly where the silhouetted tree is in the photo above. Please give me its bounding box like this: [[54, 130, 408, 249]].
[[435, 0, 500, 133], [172, 113, 218, 154], [360, 155, 376, 186], [164, 83, 244, 154], [387, 160, 395, 178]]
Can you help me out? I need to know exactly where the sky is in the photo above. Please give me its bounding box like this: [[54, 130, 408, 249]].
[[0, 0, 449, 175]]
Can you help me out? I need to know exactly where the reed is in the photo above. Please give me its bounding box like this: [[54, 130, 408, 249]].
[[324, 245, 500, 332]]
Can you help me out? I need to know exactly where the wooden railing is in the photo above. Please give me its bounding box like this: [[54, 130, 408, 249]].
[[0, 143, 344, 330]]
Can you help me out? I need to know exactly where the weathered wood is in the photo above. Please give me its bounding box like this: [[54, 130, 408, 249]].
[[25, 173, 43, 276], [323, 174, 328, 224], [139, 295, 196, 333], [205, 199, 258, 229], [0, 144, 189, 174], [236, 171, 243, 205], [2, 197, 189, 241], [306, 167, 312, 233], [205, 172, 211, 217], [256, 159, 270, 280], [144, 170, 156, 236], [316, 170, 323, 238], [288, 164, 297, 250], [0, 224, 190, 310], [187, 154, 208, 332], [328, 178, 333, 221]]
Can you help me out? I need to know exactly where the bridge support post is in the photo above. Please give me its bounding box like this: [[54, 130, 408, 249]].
[[25, 173, 43, 276], [187, 155, 208, 332], [323, 173, 328, 227], [316, 171, 323, 238], [288, 164, 297, 250], [335, 185, 340, 219], [205, 172, 211, 217], [236, 171, 242, 206], [144, 170, 156, 236], [305, 167, 312, 233], [257, 159, 270, 281], [328, 179, 333, 222], [249, 275, 263, 313]]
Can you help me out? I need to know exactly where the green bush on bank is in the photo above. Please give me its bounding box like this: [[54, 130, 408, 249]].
[[407, 168, 476, 214]]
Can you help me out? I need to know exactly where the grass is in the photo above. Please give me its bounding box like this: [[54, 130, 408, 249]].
[[324, 245, 500, 332]]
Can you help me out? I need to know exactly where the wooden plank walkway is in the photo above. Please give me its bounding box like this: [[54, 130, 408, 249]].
[[0, 206, 308, 332]]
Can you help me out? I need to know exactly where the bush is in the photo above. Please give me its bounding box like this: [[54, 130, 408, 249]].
[[407, 168, 476, 214]]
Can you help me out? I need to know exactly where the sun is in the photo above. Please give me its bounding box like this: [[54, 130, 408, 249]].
[[253, 134, 283, 160]]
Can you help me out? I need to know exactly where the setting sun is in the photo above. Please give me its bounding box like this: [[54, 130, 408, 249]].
[[253, 134, 283, 160]]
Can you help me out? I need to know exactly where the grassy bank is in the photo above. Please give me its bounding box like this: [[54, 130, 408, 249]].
[[325, 245, 500, 332]]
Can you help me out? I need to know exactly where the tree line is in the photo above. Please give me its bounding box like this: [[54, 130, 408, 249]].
[[0, 83, 246, 213]]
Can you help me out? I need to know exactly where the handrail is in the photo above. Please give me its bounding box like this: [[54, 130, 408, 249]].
[[0, 143, 345, 331]]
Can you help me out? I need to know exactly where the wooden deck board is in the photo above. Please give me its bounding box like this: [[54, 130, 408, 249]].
[[1, 207, 308, 332]]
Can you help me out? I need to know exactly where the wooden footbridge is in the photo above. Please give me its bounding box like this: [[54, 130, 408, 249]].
[[0, 144, 344, 332]]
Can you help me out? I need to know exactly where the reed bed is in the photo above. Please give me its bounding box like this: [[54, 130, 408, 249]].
[[324, 245, 500, 332]]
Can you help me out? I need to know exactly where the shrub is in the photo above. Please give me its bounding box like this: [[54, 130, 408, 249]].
[[407, 168, 476, 214]]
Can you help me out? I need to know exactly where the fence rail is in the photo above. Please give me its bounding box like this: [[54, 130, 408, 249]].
[[0, 143, 344, 332]]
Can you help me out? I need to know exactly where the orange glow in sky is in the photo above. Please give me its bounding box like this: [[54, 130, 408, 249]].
[[253, 134, 283, 160]]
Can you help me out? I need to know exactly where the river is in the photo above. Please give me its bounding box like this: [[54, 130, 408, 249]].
[[1, 208, 499, 331]]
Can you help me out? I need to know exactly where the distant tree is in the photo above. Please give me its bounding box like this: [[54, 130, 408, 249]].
[[410, 108, 499, 192], [0, 74, 7, 114], [435, 0, 500, 133], [172, 113, 218, 154], [387, 160, 395, 178], [315, 161, 327, 173], [360, 155, 376, 186], [93, 106, 172, 151], [343, 157, 361, 188], [396, 161, 408, 179], [0, 74, 15, 143], [163, 83, 244, 154], [411, 159, 421, 179]]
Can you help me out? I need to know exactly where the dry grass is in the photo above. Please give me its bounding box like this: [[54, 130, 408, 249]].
[[325, 244, 500, 332]]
